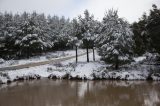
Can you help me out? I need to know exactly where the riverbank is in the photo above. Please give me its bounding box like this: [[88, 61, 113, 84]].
[[0, 50, 160, 84]]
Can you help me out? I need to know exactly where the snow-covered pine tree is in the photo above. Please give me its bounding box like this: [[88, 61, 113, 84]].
[[67, 18, 82, 63], [48, 16, 70, 50], [58, 18, 72, 49], [67, 18, 82, 47], [0, 12, 5, 58], [32, 12, 53, 50], [132, 13, 151, 56], [146, 4, 160, 54], [92, 20, 102, 61], [97, 9, 134, 69], [14, 12, 52, 58], [47, 15, 60, 50], [0, 12, 17, 59], [79, 10, 95, 62]]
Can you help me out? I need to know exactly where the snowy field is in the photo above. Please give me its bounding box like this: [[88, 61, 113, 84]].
[[0, 50, 160, 84], [0, 49, 86, 68]]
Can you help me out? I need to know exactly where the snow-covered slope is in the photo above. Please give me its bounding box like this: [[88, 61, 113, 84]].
[[0, 50, 160, 84], [0, 49, 85, 68]]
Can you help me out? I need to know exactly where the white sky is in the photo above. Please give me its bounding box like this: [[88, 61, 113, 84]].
[[0, 0, 160, 23]]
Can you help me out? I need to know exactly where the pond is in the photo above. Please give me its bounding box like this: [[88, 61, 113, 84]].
[[0, 79, 160, 106]]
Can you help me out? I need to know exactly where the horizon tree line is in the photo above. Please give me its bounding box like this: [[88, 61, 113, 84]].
[[0, 4, 160, 69]]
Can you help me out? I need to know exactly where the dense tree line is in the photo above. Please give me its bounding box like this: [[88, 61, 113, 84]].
[[0, 4, 160, 69], [0, 10, 99, 60], [0, 12, 74, 59], [132, 4, 160, 55]]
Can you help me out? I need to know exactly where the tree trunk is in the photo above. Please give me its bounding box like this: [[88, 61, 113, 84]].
[[86, 43, 89, 62], [93, 47, 95, 61], [27, 47, 30, 59], [115, 55, 119, 70], [76, 46, 78, 63]]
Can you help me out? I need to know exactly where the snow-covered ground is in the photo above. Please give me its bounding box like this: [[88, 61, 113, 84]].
[[0, 50, 103, 83], [0, 50, 160, 84], [0, 49, 86, 68]]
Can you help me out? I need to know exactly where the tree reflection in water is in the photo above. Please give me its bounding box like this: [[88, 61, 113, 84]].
[[0, 79, 160, 106]]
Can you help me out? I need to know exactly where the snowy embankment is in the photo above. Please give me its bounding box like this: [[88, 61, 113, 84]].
[[0, 50, 160, 84]]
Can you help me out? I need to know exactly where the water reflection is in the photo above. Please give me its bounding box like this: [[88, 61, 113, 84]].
[[144, 90, 160, 106], [0, 79, 160, 106]]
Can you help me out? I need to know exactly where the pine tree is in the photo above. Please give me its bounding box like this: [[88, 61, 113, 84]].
[[132, 4, 160, 55], [0, 12, 17, 59], [97, 10, 134, 69], [47, 15, 60, 50], [79, 10, 95, 62], [14, 13, 52, 58], [146, 4, 160, 53], [67, 18, 82, 63], [132, 13, 151, 56]]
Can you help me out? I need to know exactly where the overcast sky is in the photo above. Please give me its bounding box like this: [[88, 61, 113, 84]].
[[0, 0, 160, 23]]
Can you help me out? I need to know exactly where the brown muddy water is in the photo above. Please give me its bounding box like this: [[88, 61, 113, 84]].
[[0, 79, 160, 106]]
